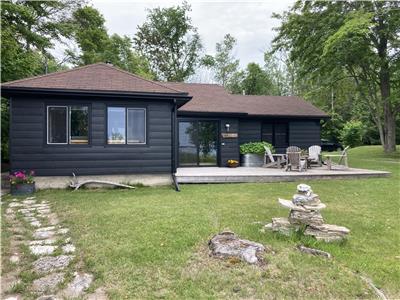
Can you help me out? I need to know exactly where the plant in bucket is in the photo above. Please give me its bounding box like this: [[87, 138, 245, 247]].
[[9, 170, 36, 195]]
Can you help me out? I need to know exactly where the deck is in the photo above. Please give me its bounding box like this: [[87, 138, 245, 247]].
[[175, 166, 390, 183]]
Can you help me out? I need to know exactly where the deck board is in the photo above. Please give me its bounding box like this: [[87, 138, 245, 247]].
[[176, 167, 390, 183]]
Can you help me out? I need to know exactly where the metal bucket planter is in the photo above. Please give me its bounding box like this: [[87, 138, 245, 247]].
[[10, 183, 35, 196], [240, 153, 264, 167]]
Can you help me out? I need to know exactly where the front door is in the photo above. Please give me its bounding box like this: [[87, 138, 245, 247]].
[[178, 120, 218, 167]]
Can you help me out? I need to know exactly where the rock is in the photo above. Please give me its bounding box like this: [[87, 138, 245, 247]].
[[33, 231, 55, 240], [278, 198, 326, 212], [265, 217, 299, 235], [24, 216, 37, 222], [304, 224, 350, 242], [10, 254, 20, 264], [62, 273, 93, 298], [31, 204, 50, 208], [29, 245, 57, 256], [29, 239, 57, 246], [30, 221, 42, 227], [33, 255, 74, 274], [62, 244, 76, 254], [3, 295, 22, 300], [36, 226, 56, 232], [8, 202, 23, 208], [36, 295, 62, 300], [23, 200, 36, 205], [6, 208, 15, 214], [289, 209, 324, 226], [57, 228, 69, 235], [297, 245, 332, 258], [32, 272, 65, 293], [209, 231, 265, 264], [26, 196, 36, 200]]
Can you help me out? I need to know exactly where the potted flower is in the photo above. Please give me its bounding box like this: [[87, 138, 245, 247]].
[[9, 170, 36, 195], [227, 159, 239, 168], [240, 142, 274, 167]]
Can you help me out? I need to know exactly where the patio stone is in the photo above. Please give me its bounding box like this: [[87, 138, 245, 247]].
[[62, 272, 93, 298], [8, 202, 23, 208], [62, 244, 76, 254], [30, 221, 42, 227], [22, 200, 36, 205], [37, 295, 62, 300], [209, 231, 266, 265], [36, 226, 56, 232], [26, 196, 36, 200], [29, 239, 57, 246], [6, 208, 15, 214], [32, 272, 65, 293], [57, 228, 69, 235], [33, 255, 74, 274], [9, 254, 20, 264], [29, 245, 57, 256], [33, 231, 56, 240], [3, 295, 22, 300]]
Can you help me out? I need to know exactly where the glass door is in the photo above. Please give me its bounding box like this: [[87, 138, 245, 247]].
[[178, 120, 218, 167]]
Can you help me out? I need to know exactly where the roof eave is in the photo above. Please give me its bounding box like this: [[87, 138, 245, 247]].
[[1, 86, 192, 105]]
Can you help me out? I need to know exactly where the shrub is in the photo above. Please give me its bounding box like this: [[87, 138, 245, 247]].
[[340, 120, 364, 147], [240, 141, 274, 155]]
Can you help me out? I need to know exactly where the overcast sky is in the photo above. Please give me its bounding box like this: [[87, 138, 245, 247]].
[[59, 0, 294, 82]]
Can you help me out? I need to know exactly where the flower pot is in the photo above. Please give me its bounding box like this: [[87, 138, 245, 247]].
[[10, 183, 35, 196], [240, 153, 264, 167], [227, 162, 239, 168]]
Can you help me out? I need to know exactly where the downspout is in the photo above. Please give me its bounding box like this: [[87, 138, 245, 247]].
[[171, 99, 180, 192]]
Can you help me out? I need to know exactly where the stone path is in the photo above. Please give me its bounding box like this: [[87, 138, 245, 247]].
[[1, 196, 106, 299]]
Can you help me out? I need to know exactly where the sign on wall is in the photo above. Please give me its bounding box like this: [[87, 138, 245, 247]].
[[221, 133, 238, 138]]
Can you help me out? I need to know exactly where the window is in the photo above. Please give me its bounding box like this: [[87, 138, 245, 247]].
[[107, 107, 146, 145], [47, 105, 89, 145], [262, 122, 288, 148]]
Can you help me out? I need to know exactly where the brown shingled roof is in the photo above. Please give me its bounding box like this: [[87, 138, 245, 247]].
[[165, 82, 328, 118], [2, 63, 184, 94]]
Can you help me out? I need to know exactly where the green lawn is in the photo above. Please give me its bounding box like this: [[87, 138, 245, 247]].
[[3, 146, 400, 299]]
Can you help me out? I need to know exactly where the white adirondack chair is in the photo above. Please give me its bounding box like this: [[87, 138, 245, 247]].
[[264, 146, 286, 168], [308, 145, 322, 167], [323, 146, 350, 170]]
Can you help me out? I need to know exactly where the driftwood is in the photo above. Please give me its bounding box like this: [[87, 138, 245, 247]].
[[69, 173, 136, 190], [297, 245, 332, 259]]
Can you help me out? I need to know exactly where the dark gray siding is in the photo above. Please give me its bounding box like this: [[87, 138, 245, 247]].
[[239, 120, 261, 145], [289, 120, 321, 149], [10, 95, 173, 176], [220, 118, 239, 166]]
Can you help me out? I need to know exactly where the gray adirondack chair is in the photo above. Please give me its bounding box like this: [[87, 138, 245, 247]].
[[264, 146, 286, 168], [286, 146, 301, 153], [285, 151, 307, 172], [324, 146, 350, 170], [308, 145, 322, 167]]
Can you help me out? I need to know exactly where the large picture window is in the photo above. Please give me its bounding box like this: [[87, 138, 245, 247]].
[[107, 107, 146, 145], [47, 105, 89, 145]]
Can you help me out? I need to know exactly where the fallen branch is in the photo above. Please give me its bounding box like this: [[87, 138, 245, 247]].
[[359, 275, 388, 300], [69, 173, 136, 191], [297, 245, 332, 259]]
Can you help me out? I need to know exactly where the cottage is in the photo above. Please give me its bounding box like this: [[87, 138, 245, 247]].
[[1, 63, 328, 187]]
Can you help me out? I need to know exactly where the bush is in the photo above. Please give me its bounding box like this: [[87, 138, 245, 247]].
[[340, 120, 364, 147], [240, 141, 274, 155]]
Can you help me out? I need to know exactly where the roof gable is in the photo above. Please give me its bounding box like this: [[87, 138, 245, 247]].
[[2, 63, 184, 95]]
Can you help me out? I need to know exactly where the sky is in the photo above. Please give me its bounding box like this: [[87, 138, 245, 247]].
[[56, 0, 295, 82]]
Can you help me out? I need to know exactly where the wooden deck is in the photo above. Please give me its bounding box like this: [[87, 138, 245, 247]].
[[176, 166, 390, 183]]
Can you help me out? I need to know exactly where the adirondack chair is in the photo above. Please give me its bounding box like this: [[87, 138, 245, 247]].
[[308, 145, 322, 167], [286, 146, 301, 153], [264, 146, 286, 168], [285, 151, 307, 172], [323, 146, 350, 170]]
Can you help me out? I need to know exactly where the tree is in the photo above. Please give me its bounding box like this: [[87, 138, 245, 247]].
[[273, 1, 400, 152], [241, 63, 273, 95], [134, 2, 202, 81], [202, 34, 239, 87], [68, 6, 154, 78]]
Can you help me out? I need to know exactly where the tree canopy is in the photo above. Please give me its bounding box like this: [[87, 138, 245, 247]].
[[134, 2, 202, 81]]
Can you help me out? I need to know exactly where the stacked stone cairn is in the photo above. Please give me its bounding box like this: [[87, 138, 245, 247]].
[[265, 184, 350, 242]]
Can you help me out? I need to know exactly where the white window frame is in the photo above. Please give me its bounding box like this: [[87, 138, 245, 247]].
[[47, 105, 68, 145], [127, 108, 146, 145]]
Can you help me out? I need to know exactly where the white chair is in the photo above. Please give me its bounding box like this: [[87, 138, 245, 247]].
[[323, 146, 350, 170], [308, 145, 322, 167]]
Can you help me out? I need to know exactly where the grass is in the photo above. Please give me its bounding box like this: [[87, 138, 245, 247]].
[[2, 145, 399, 299]]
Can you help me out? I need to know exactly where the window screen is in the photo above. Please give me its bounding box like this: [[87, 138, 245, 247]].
[[107, 107, 126, 144], [48, 107, 67, 144], [127, 108, 146, 144]]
